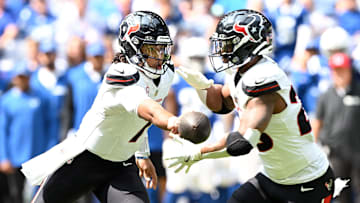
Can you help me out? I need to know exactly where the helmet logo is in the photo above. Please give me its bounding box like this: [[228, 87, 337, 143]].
[[233, 24, 248, 36], [123, 24, 140, 40], [233, 14, 264, 43]]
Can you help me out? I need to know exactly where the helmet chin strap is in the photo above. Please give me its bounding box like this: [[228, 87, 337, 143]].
[[128, 55, 162, 79], [225, 56, 252, 75]]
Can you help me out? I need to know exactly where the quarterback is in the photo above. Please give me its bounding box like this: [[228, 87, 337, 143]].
[[168, 9, 337, 203], [21, 11, 179, 203]]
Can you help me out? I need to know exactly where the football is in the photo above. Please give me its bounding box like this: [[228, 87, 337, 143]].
[[178, 111, 211, 144]]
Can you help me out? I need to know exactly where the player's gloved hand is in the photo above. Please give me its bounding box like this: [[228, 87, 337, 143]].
[[334, 178, 350, 198], [166, 133, 202, 173], [176, 66, 214, 90]]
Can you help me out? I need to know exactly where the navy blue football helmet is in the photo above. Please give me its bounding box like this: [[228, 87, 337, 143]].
[[209, 9, 273, 72], [118, 11, 173, 79]]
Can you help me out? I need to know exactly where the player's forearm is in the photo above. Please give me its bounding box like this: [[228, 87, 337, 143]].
[[137, 99, 175, 131], [199, 137, 231, 159], [200, 136, 227, 154], [203, 84, 221, 111], [204, 84, 235, 113]]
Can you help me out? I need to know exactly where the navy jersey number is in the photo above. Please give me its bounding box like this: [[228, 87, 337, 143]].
[[256, 87, 311, 152], [290, 86, 311, 135]]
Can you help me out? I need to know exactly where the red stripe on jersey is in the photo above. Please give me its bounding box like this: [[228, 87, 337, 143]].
[[107, 77, 134, 83], [246, 84, 279, 93]]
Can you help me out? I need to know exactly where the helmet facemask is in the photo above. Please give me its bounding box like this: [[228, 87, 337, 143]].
[[209, 34, 254, 73], [137, 42, 172, 78]]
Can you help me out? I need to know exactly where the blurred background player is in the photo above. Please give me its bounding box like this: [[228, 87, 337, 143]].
[[64, 41, 107, 137], [313, 53, 360, 203], [29, 39, 68, 148], [265, 0, 309, 73], [0, 65, 45, 203]]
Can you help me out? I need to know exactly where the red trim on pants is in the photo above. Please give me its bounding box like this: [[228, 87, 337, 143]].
[[322, 194, 332, 203]]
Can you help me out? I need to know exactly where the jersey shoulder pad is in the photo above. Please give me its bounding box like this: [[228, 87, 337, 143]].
[[242, 58, 290, 97], [105, 63, 140, 87]]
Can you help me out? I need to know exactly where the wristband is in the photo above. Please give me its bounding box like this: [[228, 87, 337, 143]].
[[243, 128, 262, 147], [135, 156, 149, 159]]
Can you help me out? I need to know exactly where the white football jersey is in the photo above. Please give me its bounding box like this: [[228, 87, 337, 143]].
[[227, 56, 329, 184], [75, 62, 174, 162]]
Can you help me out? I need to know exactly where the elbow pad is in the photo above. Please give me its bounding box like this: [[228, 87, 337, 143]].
[[226, 131, 253, 156]]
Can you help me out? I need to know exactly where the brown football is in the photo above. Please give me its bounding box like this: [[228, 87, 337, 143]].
[[179, 111, 211, 144]]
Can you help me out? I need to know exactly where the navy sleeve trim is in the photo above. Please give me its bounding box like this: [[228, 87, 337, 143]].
[[105, 72, 140, 86], [242, 81, 280, 97]]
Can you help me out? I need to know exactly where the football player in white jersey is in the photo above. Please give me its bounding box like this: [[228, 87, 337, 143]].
[[167, 9, 335, 203], [23, 11, 180, 203]]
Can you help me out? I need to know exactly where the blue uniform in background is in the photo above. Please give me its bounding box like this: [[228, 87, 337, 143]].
[[265, 4, 308, 71], [29, 69, 67, 150], [147, 125, 165, 203], [66, 62, 103, 130], [16, 4, 56, 37], [337, 10, 360, 36], [0, 88, 45, 166], [0, 9, 15, 35], [290, 54, 330, 116], [0, 70, 12, 94]]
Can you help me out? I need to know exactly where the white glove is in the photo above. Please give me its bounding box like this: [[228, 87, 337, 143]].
[[165, 134, 202, 173], [176, 66, 214, 89], [334, 178, 350, 198]]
